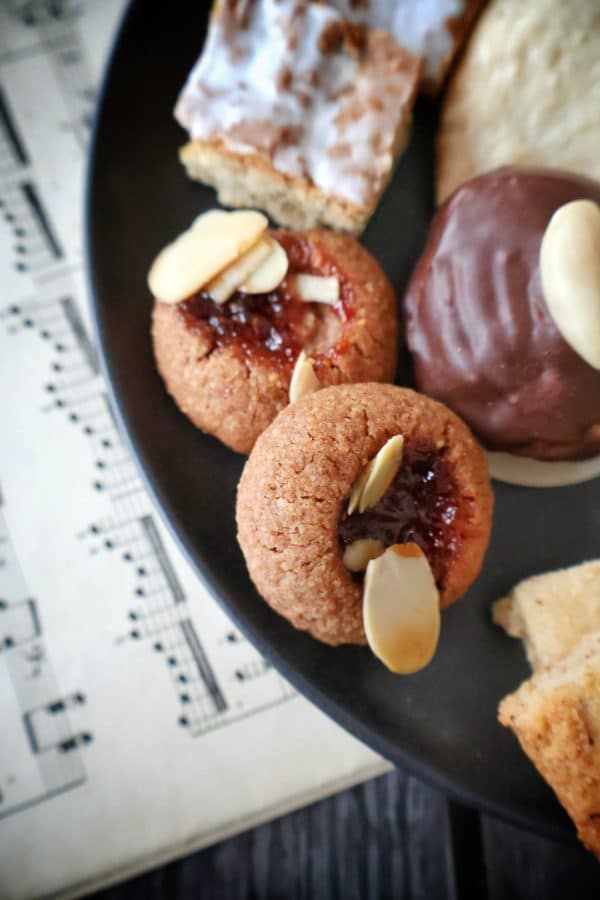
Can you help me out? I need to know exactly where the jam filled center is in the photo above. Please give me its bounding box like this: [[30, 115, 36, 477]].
[[338, 445, 460, 585], [177, 233, 352, 367]]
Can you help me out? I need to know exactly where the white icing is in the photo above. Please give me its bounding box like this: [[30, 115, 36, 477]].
[[486, 451, 600, 488], [329, 0, 466, 83], [174, 0, 417, 208]]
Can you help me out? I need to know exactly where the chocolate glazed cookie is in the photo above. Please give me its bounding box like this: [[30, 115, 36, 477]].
[[236, 384, 493, 646], [152, 229, 397, 454], [404, 168, 600, 461]]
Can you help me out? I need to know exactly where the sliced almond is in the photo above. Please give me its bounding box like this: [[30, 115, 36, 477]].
[[147, 209, 268, 304], [358, 435, 404, 513], [363, 543, 441, 675], [191, 209, 231, 231], [292, 274, 340, 305], [343, 539, 384, 573], [347, 460, 374, 515], [206, 237, 273, 304], [241, 237, 289, 294], [540, 199, 600, 370], [289, 351, 320, 404]]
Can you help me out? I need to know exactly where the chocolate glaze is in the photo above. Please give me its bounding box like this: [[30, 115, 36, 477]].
[[404, 168, 600, 460], [178, 232, 353, 369], [338, 444, 460, 586]]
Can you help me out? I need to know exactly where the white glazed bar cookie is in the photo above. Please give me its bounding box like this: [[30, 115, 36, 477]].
[[326, 0, 482, 93], [174, 0, 421, 235]]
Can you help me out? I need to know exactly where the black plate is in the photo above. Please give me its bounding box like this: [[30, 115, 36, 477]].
[[86, 0, 599, 840]]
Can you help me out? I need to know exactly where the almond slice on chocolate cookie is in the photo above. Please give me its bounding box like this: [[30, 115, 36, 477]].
[[540, 200, 600, 371]]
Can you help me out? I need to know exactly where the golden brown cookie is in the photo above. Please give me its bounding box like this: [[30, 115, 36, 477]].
[[499, 632, 600, 859], [152, 229, 397, 454], [236, 383, 493, 646]]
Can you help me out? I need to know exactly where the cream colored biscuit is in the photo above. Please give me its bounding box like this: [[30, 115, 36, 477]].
[[437, 0, 600, 203], [492, 560, 600, 671], [499, 632, 600, 858]]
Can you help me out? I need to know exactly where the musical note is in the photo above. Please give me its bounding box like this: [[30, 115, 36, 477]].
[[0, 86, 28, 167], [0, 0, 295, 764], [0, 492, 90, 818], [0, 597, 41, 650]]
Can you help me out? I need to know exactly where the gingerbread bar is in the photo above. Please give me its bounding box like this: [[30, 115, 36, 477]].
[[174, 0, 421, 235], [326, 0, 483, 93]]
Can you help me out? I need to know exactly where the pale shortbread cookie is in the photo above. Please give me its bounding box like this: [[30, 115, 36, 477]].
[[437, 0, 600, 203], [493, 560, 600, 671], [175, 0, 420, 234], [499, 632, 600, 858], [327, 0, 482, 92]]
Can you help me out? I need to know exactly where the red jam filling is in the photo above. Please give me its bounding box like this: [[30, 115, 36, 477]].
[[177, 233, 353, 368], [338, 445, 460, 585]]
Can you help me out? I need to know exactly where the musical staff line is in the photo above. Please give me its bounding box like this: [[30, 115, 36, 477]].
[[60, 295, 98, 371], [0, 85, 28, 166], [0, 0, 296, 760], [2, 280, 297, 736], [0, 492, 91, 820], [21, 180, 62, 258], [180, 618, 227, 714]]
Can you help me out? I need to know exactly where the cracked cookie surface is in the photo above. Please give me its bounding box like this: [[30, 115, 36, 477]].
[[236, 383, 493, 645], [152, 230, 397, 454]]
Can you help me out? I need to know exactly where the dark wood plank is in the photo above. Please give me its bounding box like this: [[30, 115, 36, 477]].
[[446, 800, 488, 900], [94, 771, 453, 900], [404, 777, 453, 900], [93, 771, 600, 900], [482, 816, 600, 900]]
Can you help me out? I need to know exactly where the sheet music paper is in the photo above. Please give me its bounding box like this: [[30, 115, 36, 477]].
[[0, 3, 388, 897]]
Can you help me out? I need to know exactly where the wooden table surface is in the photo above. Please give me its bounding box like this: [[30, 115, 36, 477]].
[[93, 768, 600, 899]]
